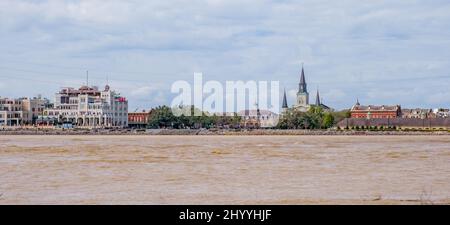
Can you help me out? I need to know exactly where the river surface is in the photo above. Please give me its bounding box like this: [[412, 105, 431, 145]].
[[1, 135, 449, 204]]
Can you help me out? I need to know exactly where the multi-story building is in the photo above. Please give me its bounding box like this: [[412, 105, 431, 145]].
[[128, 110, 152, 129], [433, 108, 450, 118], [22, 95, 52, 124], [337, 118, 450, 130], [350, 100, 401, 119], [238, 109, 279, 128], [401, 108, 434, 119], [0, 97, 24, 126], [0, 96, 52, 126], [43, 85, 128, 128]]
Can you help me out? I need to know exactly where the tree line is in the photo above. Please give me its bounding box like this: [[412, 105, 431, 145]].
[[145, 105, 350, 129], [277, 106, 350, 129], [147, 105, 241, 129]]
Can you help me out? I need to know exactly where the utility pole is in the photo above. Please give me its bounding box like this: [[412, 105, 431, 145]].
[[255, 102, 261, 129], [86, 70, 89, 87]]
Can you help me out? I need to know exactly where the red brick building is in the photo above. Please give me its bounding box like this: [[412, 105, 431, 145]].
[[350, 100, 401, 119], [128, 110, 152, 128]]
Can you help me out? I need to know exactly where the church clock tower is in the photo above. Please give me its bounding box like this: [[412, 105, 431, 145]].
[[296, 65, 309, 107]]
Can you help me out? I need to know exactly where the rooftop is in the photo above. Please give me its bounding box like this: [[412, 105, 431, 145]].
[[352, 105, 400, 111]]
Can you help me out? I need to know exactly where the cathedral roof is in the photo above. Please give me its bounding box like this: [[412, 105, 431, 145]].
[[298, 64, 308, 94], [282, 89, 288, 108], [315, 89, 321, 106], [300, 66, 306, 85]]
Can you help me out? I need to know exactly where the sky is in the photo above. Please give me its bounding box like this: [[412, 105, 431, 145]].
[[0, 0, 450, 111]]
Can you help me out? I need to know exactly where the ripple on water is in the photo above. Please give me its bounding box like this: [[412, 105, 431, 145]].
[[1, 135, 450, 204]]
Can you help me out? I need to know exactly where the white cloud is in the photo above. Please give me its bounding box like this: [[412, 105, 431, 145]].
[[321, 89, 347, 106], [151, 91, 168, 105], [130, 86, 154, 97], [427, 91, 450, 106], [1, 0, 450, 110]]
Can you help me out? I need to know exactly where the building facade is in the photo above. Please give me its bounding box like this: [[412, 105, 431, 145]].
[[238, 109, 279, 128], [43, 85, 128, 128], [22, 96, 52, 124], [433, 108, 450, 118], [401, 108, 434, 119], [0, 96, 51, 126], [0, 97, 24, 126], [337, 118, 450, 130], [128, 110, 152, 128], [350, 100, 401, 119]]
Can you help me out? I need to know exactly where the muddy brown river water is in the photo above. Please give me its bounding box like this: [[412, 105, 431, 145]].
[[0, 135, 449, 204]]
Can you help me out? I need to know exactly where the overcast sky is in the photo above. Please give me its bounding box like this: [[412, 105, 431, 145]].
[[1, 0, 449, 110]]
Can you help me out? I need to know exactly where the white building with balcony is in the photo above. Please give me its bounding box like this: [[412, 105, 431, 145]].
[[43, 85, 128, 128]]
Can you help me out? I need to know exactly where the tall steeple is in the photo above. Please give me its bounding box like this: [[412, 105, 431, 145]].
[[282, 89, 288, 109], [315, 89, 321, 106], [296, 63, 309, 107], [299, 63, 307, 94]]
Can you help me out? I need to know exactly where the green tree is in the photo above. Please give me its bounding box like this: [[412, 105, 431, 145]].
[[148, 105, 176, 128], [330, 109, 351, 125], [305, 106, 324, 129], [277, 110, 308, 129], [147, 105, 237, 129], [322, 113, 335, 129], [231, 112, 241, 128], [278, 106, 337, 130]]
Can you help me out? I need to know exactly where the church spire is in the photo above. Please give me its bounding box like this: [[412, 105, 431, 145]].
[[282, 89, 288, 109], [299, 63, 307, 93], [315, 89, 321, 106]]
